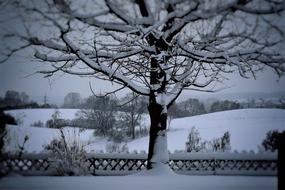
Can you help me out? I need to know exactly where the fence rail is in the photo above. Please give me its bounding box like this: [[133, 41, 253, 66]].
[[0, 152, 277, 176]]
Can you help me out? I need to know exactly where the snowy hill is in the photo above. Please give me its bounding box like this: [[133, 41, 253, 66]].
[[128, 108, 285, 152], [4, 108, 285, 153]]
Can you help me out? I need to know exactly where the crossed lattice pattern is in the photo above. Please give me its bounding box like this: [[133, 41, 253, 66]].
[[169, 160, 215, 171], [169, 159, 277, 172], [0, 154, 277, 175], [87, 158, 147, 174], [1, 158, 49, 172], [217, 160, 277, 171]]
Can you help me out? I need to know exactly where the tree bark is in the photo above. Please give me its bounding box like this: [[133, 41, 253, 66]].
[[146, 99, 168, 169], [131, 113, 135, 139], [278, 132, 285, 190]]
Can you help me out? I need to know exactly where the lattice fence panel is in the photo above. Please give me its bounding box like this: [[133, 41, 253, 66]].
[[1, 158, 50, 173], [0, 153, 277, 176]]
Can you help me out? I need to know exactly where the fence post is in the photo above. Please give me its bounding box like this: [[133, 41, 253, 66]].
[[278, 132, 285, 190], [213, 156, 216, 175]]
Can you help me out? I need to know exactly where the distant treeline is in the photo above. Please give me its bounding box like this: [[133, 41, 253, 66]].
[[0, 90, 56, 110], [1, 90, 285, 118], [169, 98, 285, 118]]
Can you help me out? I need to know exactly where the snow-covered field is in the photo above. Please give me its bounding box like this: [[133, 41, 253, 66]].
[[1, 108, 282, 190], [0, 175, 277, 190], [4, 108, 285, 153], [0, 164, 278, 190]]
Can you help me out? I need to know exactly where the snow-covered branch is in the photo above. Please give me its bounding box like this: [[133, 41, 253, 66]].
[[1, 0, 284, 100]]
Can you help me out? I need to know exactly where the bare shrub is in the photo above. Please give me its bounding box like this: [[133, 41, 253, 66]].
[[43, 128, 90, 176]]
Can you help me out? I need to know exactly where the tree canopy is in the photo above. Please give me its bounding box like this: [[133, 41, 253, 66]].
[[1, 0, 285, 169], [1, 0, 284, 106]]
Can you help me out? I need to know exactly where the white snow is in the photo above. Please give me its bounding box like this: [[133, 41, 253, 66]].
[[128, 108, 285, 152], [4, 108, 285, 153], [4, 125, 97, 153], [5, 108, 79, 127], [1, 108, 281, 190], [151, 130, 169, 163], [0, 175, 277, 190]]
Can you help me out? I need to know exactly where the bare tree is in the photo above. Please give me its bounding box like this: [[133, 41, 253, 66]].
[[63, 92, 82, 108], [78, 95, 117, 137], [119, 92, 146, 139], [1, 0, 285, 169]]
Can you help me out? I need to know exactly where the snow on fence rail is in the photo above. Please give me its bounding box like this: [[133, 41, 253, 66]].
[[0, 152, 277, 176]]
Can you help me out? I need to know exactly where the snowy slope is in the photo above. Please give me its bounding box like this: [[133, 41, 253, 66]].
[[5, 108, 79, 127], [4, 108, 285, 153], [127, 109, 285, 152]]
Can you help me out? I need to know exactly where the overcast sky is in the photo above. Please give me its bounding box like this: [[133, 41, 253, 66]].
[[0, 1, 284, 101], [1, 55, 285, 100]]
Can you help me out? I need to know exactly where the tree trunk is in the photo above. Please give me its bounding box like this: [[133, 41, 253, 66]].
[[146, 100, 169, 169], [278, 132, 285, 190], [131, 113, 135, 139]]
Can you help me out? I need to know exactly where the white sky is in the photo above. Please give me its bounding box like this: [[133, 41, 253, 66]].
[[0, 1, 284, 100], [0, 56, 284, 100]]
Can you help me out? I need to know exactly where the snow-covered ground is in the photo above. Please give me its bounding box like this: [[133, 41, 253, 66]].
[[6, 108, 79, 127], [1, 108, 282, 190], [4, 108, 285, 153], [0, 175, 277, 190], [128, 108, 285, 152]]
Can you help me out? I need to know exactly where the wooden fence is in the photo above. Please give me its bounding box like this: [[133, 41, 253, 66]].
[[0, 152, 277, 176]]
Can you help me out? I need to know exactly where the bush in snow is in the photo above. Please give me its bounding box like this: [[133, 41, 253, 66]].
[[45, 109, 61, 128], [45, 109, 71, 128], [30, 120, 44, 128], [105, 142, 129, 153], [185, 127, 231, 152], [43, 128, 89, 176], [109, 129, 126, 143], [210, 131, 231, 152], [185, 127, 206, 152], [261, 130, 281, 152]]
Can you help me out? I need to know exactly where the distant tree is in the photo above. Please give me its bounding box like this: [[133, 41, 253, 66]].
[[4, 90, 21, 106], [277, 98, 285, 109], [169, 102, 190, 118], [78, 95, 117, 136], [119, 93, 146, 139], [40, 102, 51, 108], [20, 92, 29, 104], [262, 130, 281, 152], [210, 100, 240, 113], [82, 94, 118, 110], [167, 102, 180, 128], [1, 90, 33, 108], [0, 96, 3, 103], [168, 99, 206, 118], [63, 92, 82, 108], [31, 120, 44, 128], [181, 98, 206, 116]]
